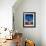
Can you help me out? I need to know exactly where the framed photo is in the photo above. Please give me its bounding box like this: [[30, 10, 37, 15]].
[[23, 12, 36, 28]]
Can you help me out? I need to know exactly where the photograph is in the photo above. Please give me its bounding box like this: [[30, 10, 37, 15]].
[[23, 12, 36, 28]]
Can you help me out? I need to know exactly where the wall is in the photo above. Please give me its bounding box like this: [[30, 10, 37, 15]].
[[13, 0, 41, 46], [0, 0, 16, 38], [41, 0, 46, 46], [0, 0, 16, 30]]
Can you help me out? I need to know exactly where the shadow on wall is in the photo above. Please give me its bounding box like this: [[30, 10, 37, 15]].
[[12, 0, 41, 46]]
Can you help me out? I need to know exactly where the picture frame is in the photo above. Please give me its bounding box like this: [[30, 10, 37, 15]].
[[23, 12, 36, 28]]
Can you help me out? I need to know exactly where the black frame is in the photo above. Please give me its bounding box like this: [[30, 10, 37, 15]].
[[23, 12, 36, 28]]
